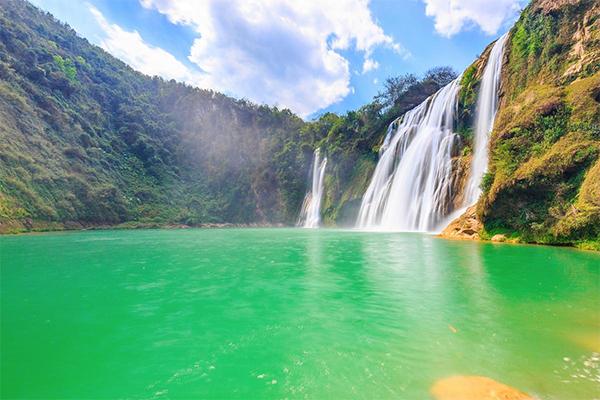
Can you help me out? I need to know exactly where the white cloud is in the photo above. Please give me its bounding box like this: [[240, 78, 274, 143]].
[[89, 6, 203, 86], [362, 58, 379, 73], [139, 0, 409, 117], [422, 0, 525, 37]]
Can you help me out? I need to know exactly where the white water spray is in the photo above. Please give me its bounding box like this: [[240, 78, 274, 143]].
[[298, 148, 327, 228], [356, 78, 462, 232], [463, 34, 508, 206]]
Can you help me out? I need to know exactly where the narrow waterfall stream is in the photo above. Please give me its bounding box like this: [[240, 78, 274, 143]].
[[298, 148, 327, 228], [463, 34, 508, 206], [357, 35, 508, 233], [356, 78, 462, 231]]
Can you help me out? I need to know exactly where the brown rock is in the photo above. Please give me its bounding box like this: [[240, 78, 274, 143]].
[[533, 0, 581, 14], [431, 376, 533, 400], [439, 206, 483, 241], [491, 234, 507, 242]]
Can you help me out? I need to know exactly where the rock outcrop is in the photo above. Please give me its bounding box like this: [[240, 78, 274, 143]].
[[439, 206, 482, 240]]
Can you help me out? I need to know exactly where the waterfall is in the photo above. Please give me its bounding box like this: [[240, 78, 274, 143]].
[[356, 78, 462, 232], [463, 34, 508, 206], [298, 148, 327, 228], [356, 34, 508, 233]]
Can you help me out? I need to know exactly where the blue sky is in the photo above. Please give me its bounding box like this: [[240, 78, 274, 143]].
[[31, 0, 528, 119]]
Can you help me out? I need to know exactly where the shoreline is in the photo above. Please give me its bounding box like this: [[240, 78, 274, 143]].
[[2, 218, 598, 252], [434, 232, 600, 253], [0, 219, 286, 235]]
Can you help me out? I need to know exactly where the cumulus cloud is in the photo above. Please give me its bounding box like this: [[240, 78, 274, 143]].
[[139, 0, 408, 117], [362, 58, 379, 73], [89, 6, 203, 86], [422, 0, 525, 37]]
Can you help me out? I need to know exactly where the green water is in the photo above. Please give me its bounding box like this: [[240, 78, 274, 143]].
[[1, 229, 599, 399]]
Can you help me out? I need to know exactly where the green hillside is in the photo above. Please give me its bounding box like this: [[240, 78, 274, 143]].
[[0, 0, 307, 230]]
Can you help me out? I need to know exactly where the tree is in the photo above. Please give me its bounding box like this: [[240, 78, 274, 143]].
[[423, 66, 457, 86], [374, 74, 419, 108]]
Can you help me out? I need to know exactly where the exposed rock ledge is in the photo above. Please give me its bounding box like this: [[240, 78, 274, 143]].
[[431, 376, 533, 400], [439, 206, 483, 241], [533, 0, 581, 14]]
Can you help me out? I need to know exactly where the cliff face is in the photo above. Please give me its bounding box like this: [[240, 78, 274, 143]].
[[445, 0, 600, 249]]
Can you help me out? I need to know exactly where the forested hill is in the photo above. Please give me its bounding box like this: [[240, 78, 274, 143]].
[[0, 0, 308, 230], [0, 0, 452, 232]]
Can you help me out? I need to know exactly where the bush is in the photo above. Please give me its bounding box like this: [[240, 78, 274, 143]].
[[480, 172, 494, 194]]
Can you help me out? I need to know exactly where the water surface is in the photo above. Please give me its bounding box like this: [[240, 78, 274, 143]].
[[2, 229, 599, 399]]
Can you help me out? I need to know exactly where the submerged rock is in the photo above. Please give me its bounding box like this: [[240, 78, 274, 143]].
[[430, 376, 532, 400]]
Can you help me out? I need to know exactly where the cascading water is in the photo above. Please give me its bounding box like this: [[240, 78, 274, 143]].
[[463, 34, 508, 206], [356, 34, 508, 233], [356, 78, 462, 232], [298, 148, 327, 228]]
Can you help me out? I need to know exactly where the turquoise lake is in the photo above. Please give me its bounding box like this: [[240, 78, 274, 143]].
[[1, 228, 599, 399]]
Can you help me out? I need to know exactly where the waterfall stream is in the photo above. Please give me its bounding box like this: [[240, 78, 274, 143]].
[[298, 148, 327, 228], [356, 35, 507, 232], [463, 34, 508, 206], [356, 78, 462, 231]]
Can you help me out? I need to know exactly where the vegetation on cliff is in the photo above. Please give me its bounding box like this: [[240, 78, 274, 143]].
[[478, 0, 600, 249]]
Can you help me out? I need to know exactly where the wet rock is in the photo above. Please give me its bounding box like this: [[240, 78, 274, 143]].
[[439, 206, 483, 241], [431, 376, 533, 400]]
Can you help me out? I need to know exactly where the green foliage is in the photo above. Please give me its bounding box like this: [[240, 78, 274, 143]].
[[2, 0, 597, 252], [0, 0, 458, 231], [576, 240, 600, 252], [459, 64, 478, 110], [480, 172, 494, 194], [530, 107, 570, 156], [493, 105, 572, 176], [52, 54, 77, 81], [511, 14, 550, 61], [457, 125, 473, 145], [302, 70, 454, 222], [456, 63, 479, 144]]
